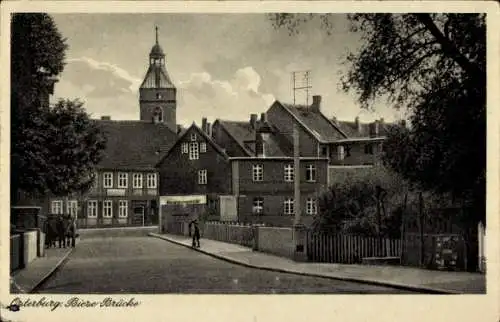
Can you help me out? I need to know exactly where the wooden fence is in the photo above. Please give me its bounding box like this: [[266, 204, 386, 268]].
[[202, 222, 255, 248], [166, 222, 185, 235], [307, 232, 402, 264]]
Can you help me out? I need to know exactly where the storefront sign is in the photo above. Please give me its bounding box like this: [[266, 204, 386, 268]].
[[160, 195, 206, 206], [106, 189, 126, 196]]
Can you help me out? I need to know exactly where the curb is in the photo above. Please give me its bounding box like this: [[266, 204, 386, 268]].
[[149, 233, 459, 294], [29, 247, 75, 294]]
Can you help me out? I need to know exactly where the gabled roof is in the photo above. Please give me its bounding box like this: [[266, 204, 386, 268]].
[[156, 123, 229, 167], [216, 120, 288, 157], [93, 120, 177, 170], [277, 102, 348, 143]]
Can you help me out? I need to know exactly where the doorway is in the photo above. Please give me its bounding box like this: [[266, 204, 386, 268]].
[[132, 206, 145, 226]]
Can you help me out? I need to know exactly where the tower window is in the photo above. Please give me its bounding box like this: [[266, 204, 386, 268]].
[[153, 107, 163, 122]]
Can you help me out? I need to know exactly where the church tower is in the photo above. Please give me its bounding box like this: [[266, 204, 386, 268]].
[[139, 26, 177, 132]]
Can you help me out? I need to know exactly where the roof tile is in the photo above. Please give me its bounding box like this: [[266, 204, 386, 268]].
[[93, 120, 177, 170], [281, 103, 346, 142]]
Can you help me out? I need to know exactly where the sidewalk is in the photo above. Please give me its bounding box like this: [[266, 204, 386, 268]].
[[150, 233, 486, 294], [10, 243, 77, 294]]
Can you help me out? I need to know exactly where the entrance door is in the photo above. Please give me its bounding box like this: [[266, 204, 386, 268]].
[[132, 206, 145, 226]]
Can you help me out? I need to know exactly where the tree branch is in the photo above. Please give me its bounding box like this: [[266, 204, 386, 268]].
[[414, 13, 485, 80]]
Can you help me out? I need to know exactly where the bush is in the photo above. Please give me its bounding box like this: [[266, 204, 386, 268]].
[[314, 165, 410, 237]]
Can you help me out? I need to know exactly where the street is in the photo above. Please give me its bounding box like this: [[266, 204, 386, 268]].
[[36, 236, 414, 294]]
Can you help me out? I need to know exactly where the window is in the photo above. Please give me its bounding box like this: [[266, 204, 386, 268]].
[[154, 107, 163, 122], [118, 200, 128, 218], [337, 145, 345, 160], [87, 200, 98, 218], [103, 172, 113, 188], [200, 142, 207, 153], [284, 198, 294, 215], [252, 164, 263, 182], [67, 200, 78, 218], [198, 169, 207, 185], [306, 198, 317, 215], [118, 173, 128, 188], [147, 173, 157, 188], [321, 146, 327, 156], [51, 200, 63, 214], [284, 164, 294, 182], [364, 143, 373, 155], [156, 93, 162, 99], [181, 142, 188, 154], [103, 200, 113, 218], [306, 164, 316, 182], [133, 173, 143, 188], [190, 133, 197, 141], [252, 197, 264, 214], [189, 142, 199, 160]]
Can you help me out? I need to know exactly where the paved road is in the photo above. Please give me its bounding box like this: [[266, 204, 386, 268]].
[[37, 236, 414, 294]]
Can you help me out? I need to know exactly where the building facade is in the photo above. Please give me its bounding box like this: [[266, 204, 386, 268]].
[[157, 122, 232, 224], [47, 28, 179, 228], [230, 157, 329, 227]]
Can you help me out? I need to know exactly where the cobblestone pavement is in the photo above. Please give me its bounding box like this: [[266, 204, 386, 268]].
[[36, 236, 414, 294]]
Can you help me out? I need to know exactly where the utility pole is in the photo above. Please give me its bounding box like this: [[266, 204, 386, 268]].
[[290, 70, 312, 261], [293, 121, 301, 226]]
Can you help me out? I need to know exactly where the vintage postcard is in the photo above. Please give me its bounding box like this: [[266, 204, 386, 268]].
[[1, 1, 499, 322]]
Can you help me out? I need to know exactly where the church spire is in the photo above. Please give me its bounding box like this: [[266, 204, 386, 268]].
[[155, 25, 159, 45]]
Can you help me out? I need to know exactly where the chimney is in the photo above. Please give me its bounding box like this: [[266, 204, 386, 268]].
[[202, 117, 207, 133], [374, 120, 380, 137], [250, 114, 258, 129], [206, 122, 212, 137], [331, 116, 337, 124], [101, 116, 111, 121], [260, 113, 268, 124], [311, 95, 322, 112], [176, 124, 182, 134], [400, 119, 407, 128], [355, 116, 361, 133]]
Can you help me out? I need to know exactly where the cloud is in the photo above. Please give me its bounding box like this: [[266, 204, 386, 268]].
[[62, 57, 142, 98], [177, 67, 275, 125]]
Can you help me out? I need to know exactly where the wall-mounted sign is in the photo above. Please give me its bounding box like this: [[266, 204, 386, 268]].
[[106, 189, 126, 196], [160, 195, 206, 206]]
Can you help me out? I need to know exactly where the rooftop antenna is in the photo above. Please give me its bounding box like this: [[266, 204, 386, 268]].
[[292, 70, 312, 107]]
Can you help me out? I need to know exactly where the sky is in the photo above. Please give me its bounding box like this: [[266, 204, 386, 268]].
[[50, 13, 406, 126]]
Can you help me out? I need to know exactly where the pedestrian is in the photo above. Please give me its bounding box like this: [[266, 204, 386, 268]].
[[191, 219, 200, 248], [56, 214, 66, 248], [67, 215, 77, 248]]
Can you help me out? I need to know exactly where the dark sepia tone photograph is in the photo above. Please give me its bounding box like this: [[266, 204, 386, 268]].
[[3, 3, 497, 321]]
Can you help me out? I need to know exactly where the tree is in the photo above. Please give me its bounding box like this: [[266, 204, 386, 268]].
[[314, 165, 409, 238], [11, 13, 106, 202], [269, 13, 486, 225]]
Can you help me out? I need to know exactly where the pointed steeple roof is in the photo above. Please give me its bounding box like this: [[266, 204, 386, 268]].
[[140, 26, 175, 89], [150, 26, 165, 57]]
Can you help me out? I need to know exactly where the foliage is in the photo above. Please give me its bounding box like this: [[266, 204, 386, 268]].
[[313, 166, 407, 237], [11, 13, 67, 112], [269, 13, 486, 224], [11, 13, 106, 200], [12, 99, 107, 197]]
